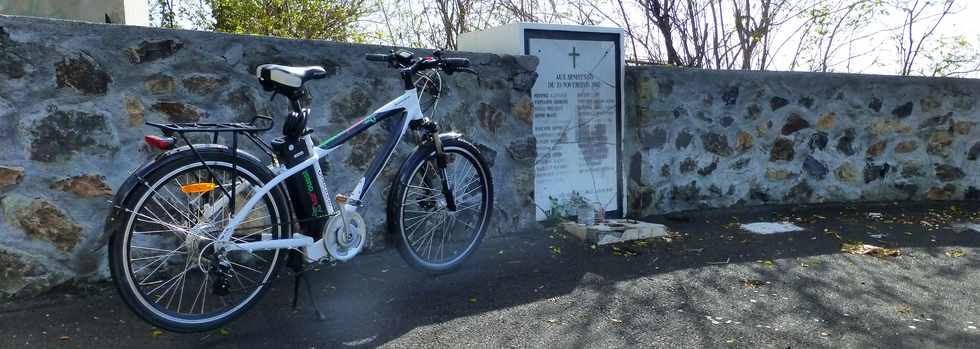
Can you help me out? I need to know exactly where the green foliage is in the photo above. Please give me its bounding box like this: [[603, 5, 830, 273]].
[[543, 191, 591, 224], [208, 0, 367, 42], [148, 0, 179, 29], [921, 34, 980, 77]]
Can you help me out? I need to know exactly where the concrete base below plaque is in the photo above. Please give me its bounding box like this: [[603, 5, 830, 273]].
[[561, 219, 668, 245]]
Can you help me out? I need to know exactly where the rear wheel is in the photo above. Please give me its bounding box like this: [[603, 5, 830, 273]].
[[108, 148, 289, 333], [388, 138, 493, 274]]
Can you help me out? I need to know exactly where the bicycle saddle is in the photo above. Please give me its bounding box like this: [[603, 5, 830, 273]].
[[256, 64, 327, 89]]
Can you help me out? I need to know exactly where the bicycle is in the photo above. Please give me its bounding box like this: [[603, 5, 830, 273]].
[[104, 50, 493, 332]]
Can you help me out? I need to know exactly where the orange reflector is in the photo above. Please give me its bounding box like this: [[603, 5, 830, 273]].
[[180, 182, 218, 193], [335, 194, 348, 204]]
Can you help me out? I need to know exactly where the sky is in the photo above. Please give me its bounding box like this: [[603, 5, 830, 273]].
[[162, 0, 980, 77]]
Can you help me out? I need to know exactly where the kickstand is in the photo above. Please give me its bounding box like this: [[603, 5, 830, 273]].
[[289, 253, 326, 321]]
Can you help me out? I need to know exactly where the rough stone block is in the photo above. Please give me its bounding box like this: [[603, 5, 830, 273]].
[[561, 219, 668, 245], [0, 165, 24, 189]]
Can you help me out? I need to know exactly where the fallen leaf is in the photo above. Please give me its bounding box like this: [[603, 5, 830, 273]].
[[218, 328, 230, 336], [742, 279, 767, 288], [824, 229, 843, 240], [151, 329, 163, 338], [469, 297, 477, 303], [841, 242, 899, 257], [610, 318, 623, 323], [897, 304, 913, 316], [549, 245, 561, 255], [945, 249, 966, 257]]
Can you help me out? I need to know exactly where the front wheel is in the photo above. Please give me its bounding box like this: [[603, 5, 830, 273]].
[[388, 137, 493, 274]]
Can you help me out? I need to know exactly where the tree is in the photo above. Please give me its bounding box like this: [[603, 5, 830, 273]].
[[146, 0, 213, 29], [148, 0, 178, 28], [919, 34, 980, 77], [893, 0, 957, 76], [373, 0, 510, 49], [208, 0, 369, 41]]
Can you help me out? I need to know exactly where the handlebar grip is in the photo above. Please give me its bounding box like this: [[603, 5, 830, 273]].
[[365, 54, 390, 62], [443, 57, 470, 68]]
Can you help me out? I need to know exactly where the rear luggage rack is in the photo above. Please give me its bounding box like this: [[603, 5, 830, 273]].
[[146, 115, 274, 134], [145, 114, 276, 160], [143, 115, 278, 212]]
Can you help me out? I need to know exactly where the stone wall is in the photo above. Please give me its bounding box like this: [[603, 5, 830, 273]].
[[5, 14, 980, 303], [0, 15, 538, 300], [625, 66, 980, 217]]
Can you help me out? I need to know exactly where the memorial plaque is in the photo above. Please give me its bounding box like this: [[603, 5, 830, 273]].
[[457, 23, 625, 222], [524, 30, 623, 221]]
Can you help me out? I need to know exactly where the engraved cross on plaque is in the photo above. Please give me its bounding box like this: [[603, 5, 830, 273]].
[[569, 47, 580, 69]]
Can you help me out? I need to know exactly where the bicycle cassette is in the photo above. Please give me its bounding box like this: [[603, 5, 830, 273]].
[[323, 211, 366, 261]]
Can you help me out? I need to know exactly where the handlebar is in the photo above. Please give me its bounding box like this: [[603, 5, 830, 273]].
[[365, 54, 389, 62], [443, 57, 470, 68], [364, 50, 476, 76]]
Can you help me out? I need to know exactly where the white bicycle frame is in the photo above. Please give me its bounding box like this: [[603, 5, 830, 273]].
[[217, 88, 423, 261]]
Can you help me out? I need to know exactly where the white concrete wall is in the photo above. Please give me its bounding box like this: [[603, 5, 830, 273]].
[[0, 0, 148, 25]]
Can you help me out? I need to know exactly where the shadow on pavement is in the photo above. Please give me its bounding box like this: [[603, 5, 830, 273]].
[[2, 201, 980, 348]]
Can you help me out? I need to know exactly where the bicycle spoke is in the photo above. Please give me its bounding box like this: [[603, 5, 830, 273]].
[[145, 181, 195, 225], [133, 228, 184, 234], [145, 266, 191, 298], [439, 213, 454, 260], [411, 214, 446, 249], [160, 182, 196, 222], [191, 270, 209, 315], [404, 210, 441, 241], [168, 252, 193, 311], [454, 201, 483, 212], [131, 247, 185, 275]]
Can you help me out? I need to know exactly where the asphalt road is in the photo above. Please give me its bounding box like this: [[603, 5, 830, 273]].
[[2, 201, 980, 348]]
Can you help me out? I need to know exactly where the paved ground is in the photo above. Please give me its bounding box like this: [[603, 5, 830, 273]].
[[2, 201, 980, 348]]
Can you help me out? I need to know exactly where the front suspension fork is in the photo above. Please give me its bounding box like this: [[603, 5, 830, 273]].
[[413, 118, 457, 212], [432, 135, 457, 212]]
